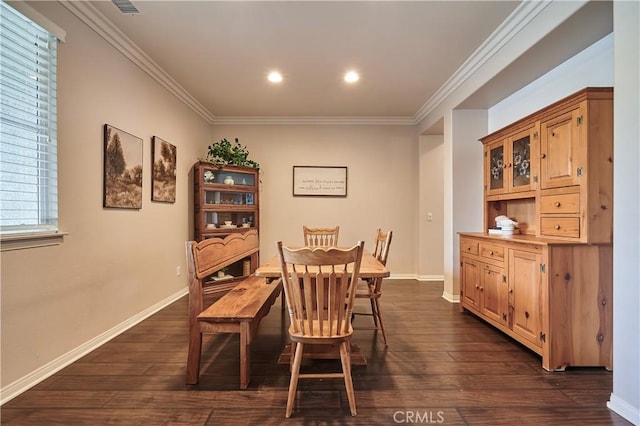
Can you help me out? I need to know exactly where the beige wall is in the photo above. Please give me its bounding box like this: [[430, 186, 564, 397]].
[[1, 3, 210, 388], [418, 135, 444, 279], [211, 125, 422, 276]]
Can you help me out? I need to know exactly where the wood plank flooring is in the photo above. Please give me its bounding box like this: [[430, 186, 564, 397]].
[[2, 280, 629, 425]]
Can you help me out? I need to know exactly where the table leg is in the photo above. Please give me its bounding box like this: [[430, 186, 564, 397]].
[[239, 321, 251, 389]]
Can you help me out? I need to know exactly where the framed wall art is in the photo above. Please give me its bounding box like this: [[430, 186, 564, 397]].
[[292, 166, 348, 197], [151, 136, 177, 203], [103, 124, 143, 209]]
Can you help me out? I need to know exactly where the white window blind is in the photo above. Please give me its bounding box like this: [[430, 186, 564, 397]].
[[0, 2, 58, 235]]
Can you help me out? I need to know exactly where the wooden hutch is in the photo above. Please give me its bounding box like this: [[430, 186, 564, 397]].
[[192, 161, 260, 292], [459, 88, 613, 371]]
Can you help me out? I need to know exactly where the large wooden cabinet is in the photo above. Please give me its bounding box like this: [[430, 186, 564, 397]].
[[460, 88, 613, 371], [192, 161, 260, 291]]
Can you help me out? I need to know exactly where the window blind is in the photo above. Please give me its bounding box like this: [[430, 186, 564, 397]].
[[0, 2, 58, 235]]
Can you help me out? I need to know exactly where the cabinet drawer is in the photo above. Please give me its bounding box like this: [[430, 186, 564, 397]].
[[460, 238, 479, 255], [479, 243, 505, 263], [540, 193, 580, 214], [540, 217, 580, 238]]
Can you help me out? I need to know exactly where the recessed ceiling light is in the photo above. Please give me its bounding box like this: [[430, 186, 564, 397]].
[[267, 71, 283, 83], [344, 70, 359, 83]]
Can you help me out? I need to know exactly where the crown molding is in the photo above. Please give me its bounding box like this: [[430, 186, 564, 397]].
[[413, 0, 551, 123], [59, 1, 216, 124], [212, 116, 416, 126]]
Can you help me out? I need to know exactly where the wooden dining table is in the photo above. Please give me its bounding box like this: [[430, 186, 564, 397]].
[[255, 248, 389, 280], [255, 248, 390, 365]]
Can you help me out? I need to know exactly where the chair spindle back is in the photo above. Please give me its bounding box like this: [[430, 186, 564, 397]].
[[302, 226, 340, 247], [277, 241, 364, 338]]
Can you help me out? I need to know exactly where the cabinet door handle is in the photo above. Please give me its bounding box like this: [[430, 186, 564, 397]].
[[541, 153, 546, 159], [489, 250, 494, 255], [525, 311, 530, 319], [554, 202, 561, 207], [502, 313, 507, 321], [509, 289, 513, 294], [555, 224, 561, 230]]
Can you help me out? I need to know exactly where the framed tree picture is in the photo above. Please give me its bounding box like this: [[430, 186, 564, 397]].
[[151, 136, 177, 203], [103, 124, 143, 209]]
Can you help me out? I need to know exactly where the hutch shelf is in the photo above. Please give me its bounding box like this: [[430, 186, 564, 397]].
[[193, 161, 260, 292], [460, 87, 613, 371]]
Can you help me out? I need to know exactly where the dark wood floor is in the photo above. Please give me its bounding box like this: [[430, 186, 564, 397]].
[[2, 280, 629, 425]]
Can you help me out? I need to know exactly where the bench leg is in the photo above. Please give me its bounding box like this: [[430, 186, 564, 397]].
[[186, 326, 202, 385], [239, 321, 251, 389]]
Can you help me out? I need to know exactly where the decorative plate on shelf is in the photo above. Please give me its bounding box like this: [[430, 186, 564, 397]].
[[220, 224, 237, 229]]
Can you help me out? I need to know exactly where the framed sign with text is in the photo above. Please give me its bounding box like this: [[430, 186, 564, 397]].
[[292, 166, 348, 197]]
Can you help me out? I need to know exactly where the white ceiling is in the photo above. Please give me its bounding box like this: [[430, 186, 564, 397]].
[[91, 0, 520, 119], [86, 0, 612, 124]]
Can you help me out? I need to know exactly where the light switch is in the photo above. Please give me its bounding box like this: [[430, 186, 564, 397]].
[[427, 212, 433, 221]]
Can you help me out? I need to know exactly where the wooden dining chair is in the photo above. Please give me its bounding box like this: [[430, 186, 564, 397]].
[[303, 225, 339, 247], [352, 229, 393, 346], [276, 240, 365, 418]]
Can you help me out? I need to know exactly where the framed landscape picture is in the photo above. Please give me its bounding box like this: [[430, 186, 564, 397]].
[[103, 124, 143, 209], [151, 136, 177, 203]]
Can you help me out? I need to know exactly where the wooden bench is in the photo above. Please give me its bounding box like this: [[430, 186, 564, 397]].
[[185, 230, 282, 389]]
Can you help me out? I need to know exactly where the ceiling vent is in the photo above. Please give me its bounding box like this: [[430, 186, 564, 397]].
[[112, 0, 140, 15]]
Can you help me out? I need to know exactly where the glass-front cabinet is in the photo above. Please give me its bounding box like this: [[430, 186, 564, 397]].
[[486, 141, 505, 195], [193, 161, 259, 242], [484, 127, 536, 196]]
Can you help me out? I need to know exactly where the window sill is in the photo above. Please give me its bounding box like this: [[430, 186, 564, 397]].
[[1, 231, 68, 252]]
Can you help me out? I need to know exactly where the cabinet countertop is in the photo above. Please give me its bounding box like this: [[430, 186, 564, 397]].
[[458, 232, 611, 247]]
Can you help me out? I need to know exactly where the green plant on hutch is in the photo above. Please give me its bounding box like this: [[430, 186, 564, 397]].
[[207, 138, 259, 168]]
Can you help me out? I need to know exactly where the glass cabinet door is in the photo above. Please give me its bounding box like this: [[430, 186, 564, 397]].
[[202, 167, 255, 186], [486, 142, 505, 195], [510, 135, 531, 189], [485, 127, 536, 196], [204, 190, 255, 206], [507, 127, 536, 193], [204, 211, 255, 229]]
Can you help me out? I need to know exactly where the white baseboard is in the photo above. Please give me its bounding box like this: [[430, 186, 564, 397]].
[[442, 290, 460, 303], [608, 393, 640, 425], [417, 274, 445, 282], [388, 273, 418, 280], [0, 287, 188, 406]]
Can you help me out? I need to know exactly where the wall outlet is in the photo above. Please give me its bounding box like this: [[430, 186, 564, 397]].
[[176, 266, 181, 277]]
